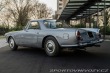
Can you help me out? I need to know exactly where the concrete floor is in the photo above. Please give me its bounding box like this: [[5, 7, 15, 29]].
[[0, 41, 110, 73], [0, 39, 8, 48]]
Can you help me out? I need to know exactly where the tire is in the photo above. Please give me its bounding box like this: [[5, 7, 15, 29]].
[[8, 37, 18, 51], [44, 37, 60, 57]]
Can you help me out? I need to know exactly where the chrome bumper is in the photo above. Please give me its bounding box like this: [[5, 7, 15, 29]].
[[61, 39, 104, 48]]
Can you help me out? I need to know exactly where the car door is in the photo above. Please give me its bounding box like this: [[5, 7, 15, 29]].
[[21, 21, 40, 47]]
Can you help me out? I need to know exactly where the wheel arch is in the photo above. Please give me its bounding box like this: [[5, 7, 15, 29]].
[[8, 36, 15, 43], [42, 35, 60, 48]]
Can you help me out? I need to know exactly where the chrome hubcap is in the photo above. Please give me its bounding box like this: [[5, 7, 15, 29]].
[[9, 38, 14, 48], [46, 40, 55, 54]]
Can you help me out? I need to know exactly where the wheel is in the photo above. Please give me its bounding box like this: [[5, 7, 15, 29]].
[[44, 37, 60, 57], [8, 37, 18, 51]]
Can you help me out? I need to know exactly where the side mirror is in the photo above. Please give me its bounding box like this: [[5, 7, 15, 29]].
[[23, 27, 26, 30], [23, 27, 28, 32]]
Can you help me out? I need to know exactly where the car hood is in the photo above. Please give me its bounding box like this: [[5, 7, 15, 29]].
[[5, 31, 22, 36]]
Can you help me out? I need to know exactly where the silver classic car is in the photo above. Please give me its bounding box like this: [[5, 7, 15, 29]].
[[5, 19, 103, 56]]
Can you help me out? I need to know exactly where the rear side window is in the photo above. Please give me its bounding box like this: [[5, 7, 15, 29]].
[[44, 20, 56, 29], [28, 21, 40, 29]]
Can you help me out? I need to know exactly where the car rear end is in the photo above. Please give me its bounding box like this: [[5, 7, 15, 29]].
[[75, 29, 103, 47]]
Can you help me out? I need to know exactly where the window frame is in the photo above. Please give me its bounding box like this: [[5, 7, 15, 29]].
[[28, 21, 41, 30], [43, 20, 57, 29]]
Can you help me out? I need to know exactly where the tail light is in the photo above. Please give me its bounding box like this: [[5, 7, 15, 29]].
[[76, 31, 81, 41], [98, 33, 101, 38], [98, 30, 101, 38]]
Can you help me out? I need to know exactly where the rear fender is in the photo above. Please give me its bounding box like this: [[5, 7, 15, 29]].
[[80, 28, 100, 33]]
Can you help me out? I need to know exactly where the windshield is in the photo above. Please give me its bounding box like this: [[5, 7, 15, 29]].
[[43, 20, 71, 29]]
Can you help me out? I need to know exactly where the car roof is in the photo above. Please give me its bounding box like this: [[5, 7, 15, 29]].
[[30, 19, 56, 22]]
